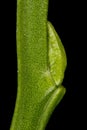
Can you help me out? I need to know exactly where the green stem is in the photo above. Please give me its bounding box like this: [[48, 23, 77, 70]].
[[10, 0, 67, 130]]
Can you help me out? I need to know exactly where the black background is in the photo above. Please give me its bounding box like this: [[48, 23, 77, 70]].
[[0, 0, 86, 130]]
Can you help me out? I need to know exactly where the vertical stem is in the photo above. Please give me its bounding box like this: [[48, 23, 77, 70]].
[[11, 0, 49, 130]]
